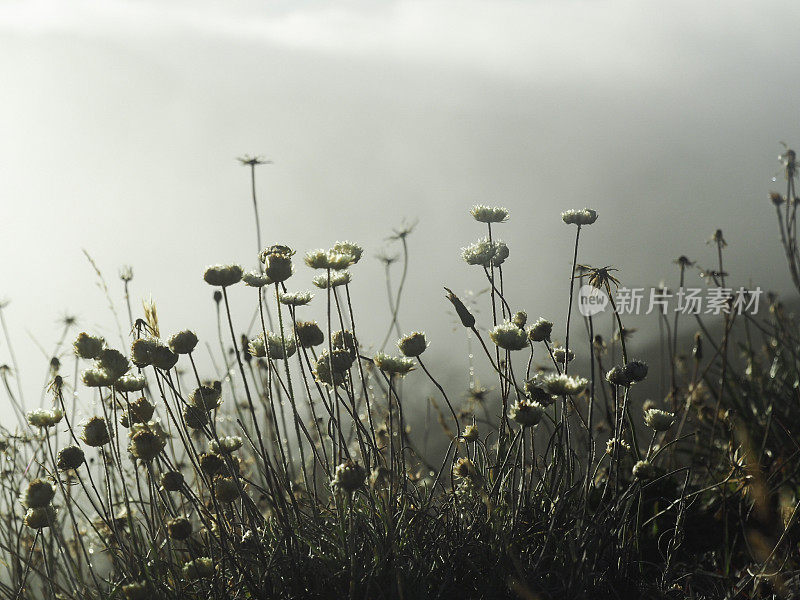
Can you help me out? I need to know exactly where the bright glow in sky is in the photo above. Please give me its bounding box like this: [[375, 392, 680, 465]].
[[1, 0, 799, 418]]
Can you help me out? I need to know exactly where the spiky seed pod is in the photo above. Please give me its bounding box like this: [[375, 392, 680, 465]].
[[543, 374, 588, 396], [24, 506, 56, 529], [644, 408, 675, 432], [23, 479, 55, 508], [189, 382, 222, 411], [331, 461, 366, 493], [489, 321, 528, 351], [121, 582, 149, 600], [97, 348, 130, 380], [203, 264, 243, 287], [183, 405, 208, 430], [444, 288, 475, 328], [57, 446, 85, 471], [115, 374, 146, 392], [129, 430, 164, 462], [561, 208, 598, 226], [295, 321, 324, 347], [82, 417, 112, 447], [461, 424, 479, 442], [161, 471, 184, 492], [263, 252, 293, 283], [167, 516, 192, 540], [397, 331, 427, 357], [632, 460, 656, 481], [527, 318, 553, 342], [150, 344, 179, 370], [509, 399, 544, 427], [213, 476, 241, 503], [199, 453, 224, 476], [26, 409, 63, 428], [73, 332, 105, 359], [168, 330, 198, 355], [130, 338, 157, 367], [470, 205, 509, 223], [82, 367, 114, 388], [606, 365, 631, 387], [182, 557, 215, 580], [623, 360, 648, 383], [373, 352, 415, 375], [242, 270, 271, 287]]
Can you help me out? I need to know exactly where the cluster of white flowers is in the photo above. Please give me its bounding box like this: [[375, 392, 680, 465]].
[[561, 208, 598, 226], [461, 237, 509, 267]]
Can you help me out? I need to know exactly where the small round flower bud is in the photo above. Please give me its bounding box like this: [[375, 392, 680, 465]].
[[561, 208, 598, 226], [182, 557, 215, 580], [489, 321, 528, 351], [129, 430, 164, 462], [644, 408, 675, 432], [249, 332, 296, 360], [373, 352, 415, 375], [632, 460, 655, 481], [313, 351, 348, 387], [331, 460, 365, 493], [24, 506, 56, 529], [203, 264, 243, 287], [127, 397, 155, 423], [527, 318, 553, 342], [57, 446, 85, 471], [509, 399, 544, 427], [168, 330, 198, 355], [470, 205, 509, 223], [167, 516, 192, 540], [397, 331, 427, 357], [82, 416, 112, 447], [73, 332, 105, 359], [161, 470, 184, 492], [213, 476, 241, 503], [23, 479, 55, 508], [295, 321, 324, 347]]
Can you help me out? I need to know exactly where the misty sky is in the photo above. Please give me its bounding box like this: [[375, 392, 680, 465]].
[[1, 0, 800, 419]]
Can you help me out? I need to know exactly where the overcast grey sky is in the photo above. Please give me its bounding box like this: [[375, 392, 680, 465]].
[[1, 0, 799, 419]]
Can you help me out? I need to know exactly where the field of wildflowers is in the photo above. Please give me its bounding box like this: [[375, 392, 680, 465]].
[[1, 149, 799, 599]]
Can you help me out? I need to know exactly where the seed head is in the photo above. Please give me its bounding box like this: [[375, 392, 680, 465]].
[[26, 408, 63, 428], [242, 270, 271, 287], [632, 460, 656, 481], [182, 557, 215, 580], [397, 331, 427, 357], [167, 516, 192, 540], [543, 373, 588, 396], [23, 479, 55, 508], [82, 417, 112, 447], [511, 311, 527, 328], [24, 506, 56, 529], [183, 405, 209, 429], [213, 476, 241, 503], [644, 408, 675, 432], [116, 374, 146, 393], [295, 321, 325, 347], [524, 377, 556, 405], [278, 291, 313, 306], [262, 251, 294, 283], [129, 430, 164, 462], [57, 446, 85, 471], [209, 436, 243, 454], [373, 352, 415, 376], [461, 237, 509, 267], [127, 397, 155, 423], [130, 338, 158, 368], [552, 347, 575, 364], [470, 205, 509, 224], [203, 264, 243, 287], [97, 348, 130, 380], [150, 344, 179, 370], [168, 330, 198, 355], [161, 470, 184, 492], [489, 321, 528, 351], [331, 460, 366, 493], [249, 332, 297, 360], [331, 241, 364, 264], [624, 360, 648, 383], [332, 330, 357, 358], [561, 208, 598, 226], [606, 365, 631, 387], [199, 453, 224, 476], [314, 350, 350, 387], [527, 318, 553, 342], [461, 424, 479, 442], [509, 398, 544, 427], [189, 382, 222, 411], [73, 332, 105, 359], [313, 270, 351, 288]]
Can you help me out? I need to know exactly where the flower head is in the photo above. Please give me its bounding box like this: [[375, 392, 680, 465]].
[[24, 506, 56, 529], [168, 330, 198, 355], [470, 205, 509, 224], [27, 408, 63, 428], [543, 373, 588, 396], [373, 352, 415, 376], [82, 416, 113, 447], [242, 270, 271, 287], [561, 208, 598, 226], [279, 291, 313, 306], [203, 264, 243, 287], [461, 237, 509, 267], [397, 331, 427, 357], [248, 332, 297, 360], [74, 332, 105, 359], [331, 241, 364, 264], [116, 374, 146, 393], [57, 446, 85, 471], [313, 270, 351, 288], [527, 318, 553, 342], [331, 460, 366, 493], [129, 429, 165, 462], [644, 408, 674, 432], [295, 321, 324, 347], [489, 321, 528, 351], [509, 399, 544, 427], [22, 479, 55, 508]]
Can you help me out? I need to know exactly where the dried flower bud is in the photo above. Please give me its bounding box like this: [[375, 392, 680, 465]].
[[213, 476, 241, 503], [644, 408, 675, 432], [24, 506, 56, 529], [262, 252, 293, 283], [444, 287, 475, 328], [129, 430, 165, 462], [373, 352, 415, 375], [461, 424, 479, 442], [57, 446, 85, 471], [189, 382, 222, 411], [461, 237, 509, 267], [543, 373, 588, 396], [397, 331, 427, 357], [511, 311, 527, 328], [242, 270, 271, 287], [150, 344, 179, 370], [131, 338, 157, 368], [509, 399, 544, 427], [23, 479, 55, 508], [82, 416, 112, 447], [183, 405, 209, 429], [623, 360, 648, 383], [26, 408, 63, 428], [168, 330, 198, 355], [199, 453, 224, 476], [116, 374, 146, 392], [97, 348, 130, 380], [161, 470, 184, 492]]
